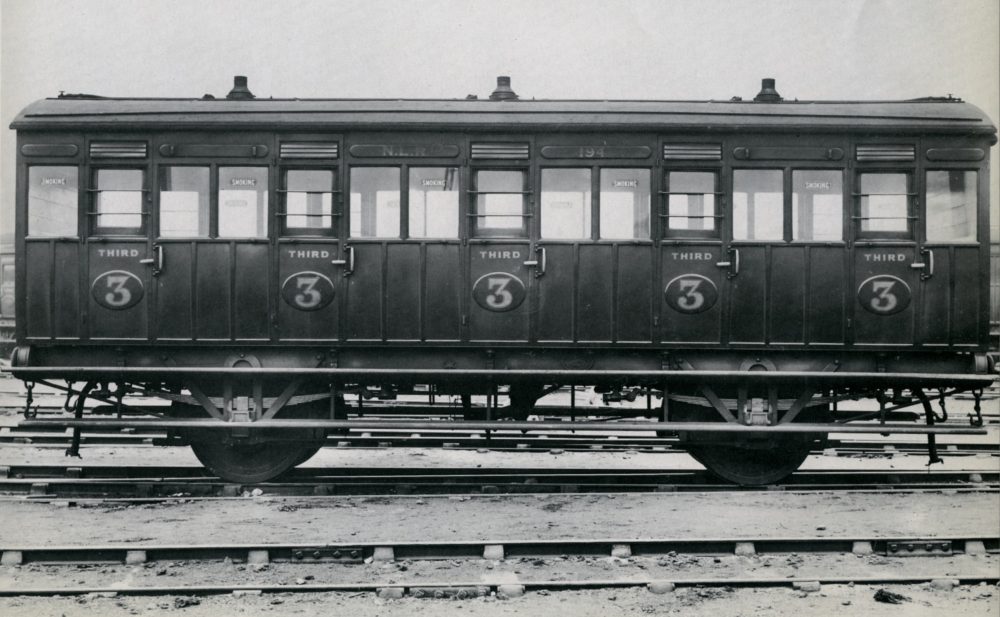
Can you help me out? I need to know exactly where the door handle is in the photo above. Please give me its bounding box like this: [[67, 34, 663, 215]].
[[524, 247, 546, 277], [139, 244, 163, 276], [716, 248, 739, 278], [913, 248, 934, 280], [331, 246, 355, 276]]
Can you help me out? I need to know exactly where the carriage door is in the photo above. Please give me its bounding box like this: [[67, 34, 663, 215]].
[[468, 165, 532, 342], [660, 167, 726, 345], [87, 162, 152, 340], [535, 162, 654, 344], [729, 160, 848, 347], [342, 142, 464, 343], [919, 163, 983, 347], [154, 161, 270, 342], [276, 165, 340, 341], [852, 169, 919, 345], [22, 155, 84, 341]]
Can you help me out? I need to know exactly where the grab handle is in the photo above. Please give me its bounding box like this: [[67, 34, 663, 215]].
[[524, 247, 546, 277], [331, 246, 355, 276], [716, 248, 739, 278], [139, 244, 163, 276]]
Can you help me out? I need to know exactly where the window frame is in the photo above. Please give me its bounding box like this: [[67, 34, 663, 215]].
[[216, 165, 270, 240], [539, 166, 593, 241], [730, 167, 787, 243], [923, 168, 979, 245], [89, 166, 149, 237], [597, 166, 653, 242], [789, 167, 846, 244], [347, 165, 402, 240], [661, 168, 722, 240], [853, 170, 915, 241], [407, 165, 461, 240], [470, 167, 530, 239], [278, 166, 340, 238], [156, 164, 212, 239], [26, 164, 81, 239]]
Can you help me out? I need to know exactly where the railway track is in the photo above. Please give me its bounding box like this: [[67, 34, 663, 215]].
[[1, 535, 996, 598], [1, 466, 995, 500], [2, 431, 996, 460], [2, 415, 997, 457]]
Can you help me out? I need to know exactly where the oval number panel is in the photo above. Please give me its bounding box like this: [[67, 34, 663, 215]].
[[91, 270, 144, 310], [472, 272, 526, 312], [857, 275, 911, 315], [281, 271, 336, 311], [664, 274, 718, 314]]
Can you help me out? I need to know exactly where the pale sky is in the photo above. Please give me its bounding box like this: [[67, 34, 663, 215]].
[[1, 0, 998, 243]]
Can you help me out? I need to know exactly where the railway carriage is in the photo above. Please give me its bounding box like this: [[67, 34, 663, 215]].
[[0, 243, 13, 357], [6, 76, 996, 484], [0, 241, 14, 357]]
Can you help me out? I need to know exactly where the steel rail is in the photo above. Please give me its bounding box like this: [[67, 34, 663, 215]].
[[5, 366, 997, 387], [2, 465, 996, 483], [4, 478, 996, 501], [3, 574, 999, 598], [2, 535, 996, 559], [2, 434, 998, 458], [12, 418, 991, 434]]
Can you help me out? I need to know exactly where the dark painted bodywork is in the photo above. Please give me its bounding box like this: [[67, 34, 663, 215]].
[[8, 94, 996, 388]]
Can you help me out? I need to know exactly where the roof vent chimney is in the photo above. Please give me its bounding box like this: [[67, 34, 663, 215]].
[[489, 76, 519, 101], [226, 75, 255, 100], [754, 78, 783, 103]]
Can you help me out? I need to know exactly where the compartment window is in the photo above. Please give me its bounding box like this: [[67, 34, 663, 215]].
[[27, 166, 78, 237], [926, 170, 977, 243], [350, 167, 400, 238], [541, 168, 591, 239], [284, 169, 336, 233], [159, 166, 209, 238], [665, 171, 717, 236], [472, 170, 527, 237], [856, 173, 911, 235], [733, 170, 783, 241], [218, 167, 268, 238], [94, 169, 145, 233], [409, 167, 459, 238], [792, 170, 843, 241], [0, 264, 12, 317], [600, 169, 650, 240]]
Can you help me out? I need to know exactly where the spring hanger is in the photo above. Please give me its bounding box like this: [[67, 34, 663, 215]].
[[934, 389, 948, 423]]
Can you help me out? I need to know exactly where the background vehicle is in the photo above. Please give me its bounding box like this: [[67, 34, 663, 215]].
[[0, 243, 13, 358], [6, 76, 996, 484]]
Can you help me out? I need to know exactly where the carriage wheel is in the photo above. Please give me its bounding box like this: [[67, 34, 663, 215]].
[[685, 437, 817, 486], [666, 400, 826, 485], [191, 439, 317, 484], [178, 398, 328, 483]]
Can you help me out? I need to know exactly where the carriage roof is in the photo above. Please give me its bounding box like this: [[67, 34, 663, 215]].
[[11, 96, 997, 137]]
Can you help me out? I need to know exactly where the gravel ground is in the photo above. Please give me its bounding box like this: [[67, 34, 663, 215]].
[[1, 551, 998, 591], [1, 489, 997, 547], [1, 583, 997, 617]]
